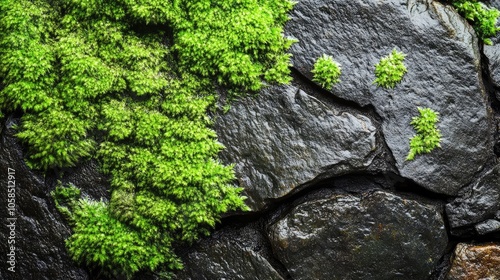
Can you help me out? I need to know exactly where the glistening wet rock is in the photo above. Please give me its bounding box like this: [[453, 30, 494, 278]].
[[446, 243, 500, 280], [285, 0, 492, 195], [215, 84, 378, 211], [0, 118, 88, 280], [268, 190, 448, 280], [446, 165, 500, 229], [175, 225, 284, 280]]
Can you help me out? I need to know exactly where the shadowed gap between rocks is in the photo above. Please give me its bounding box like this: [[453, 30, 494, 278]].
[[290, 67, 380, 114], [220, 171, 452, 229]]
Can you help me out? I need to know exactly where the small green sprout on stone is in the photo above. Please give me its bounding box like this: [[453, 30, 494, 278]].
[[374, 49, 407, 89], [407, 107, 442, 161], [311, 54, 342, 90], [453, 0, 500, 45]]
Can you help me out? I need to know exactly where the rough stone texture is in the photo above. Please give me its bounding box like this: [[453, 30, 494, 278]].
[[483, 0, 500, 88], [484, 42, 500, 88], [446, 165, 500, 229], [475, 219, 500, 235], [285, 0, 492, 195], [446, 243, 500, 280], [268, 190, 448, 280], [215, 84, 378, 210], [0, 118, 88, 280], [175, 225, 284, 280]]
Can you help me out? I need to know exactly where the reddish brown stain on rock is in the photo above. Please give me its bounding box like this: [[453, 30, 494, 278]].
[[447, 243, 500, 280]]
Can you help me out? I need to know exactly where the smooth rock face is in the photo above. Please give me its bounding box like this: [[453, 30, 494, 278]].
[[446, 165, 500, 229], [446, 243, 500, 280], [0, 120, 88, 280], [286, 0, 492, 195], [215, 84, 378, 210], [268, 190, 448, 280], [175, 226, 284, 280]]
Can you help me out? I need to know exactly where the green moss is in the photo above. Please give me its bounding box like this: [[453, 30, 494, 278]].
[[0, 0, 293, 277], [51, 183, 81, 204], [311, 54, 342, 90], [406, 107, 442, 161], [66, 198, 180, 279], [453, 0, 500, 45], [373, 49, 407, 89], [51, 183, 81, 220], [174, 0, 295, 91], [16, 110, 95, 170]]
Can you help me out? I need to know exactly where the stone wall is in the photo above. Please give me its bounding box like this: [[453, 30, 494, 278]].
[[1, 0, 500, 279]]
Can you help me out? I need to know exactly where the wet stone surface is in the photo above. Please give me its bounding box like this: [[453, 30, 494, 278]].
[[268, 190, 448, 280], [0, 120, 88, 280], [285, 0, 492, 195], [446, 165, 500, 230], [215, 84, 378, 211], [175, 225, 284, 280]]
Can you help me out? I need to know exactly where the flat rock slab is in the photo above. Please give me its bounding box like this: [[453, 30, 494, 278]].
[[268, 190, 448, 280], [446, 165, 500, 229], [286, 0, 492, 195], [215, 85, 378, 211], [446, 243, 500, 280]]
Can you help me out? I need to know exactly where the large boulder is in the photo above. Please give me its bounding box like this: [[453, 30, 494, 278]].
[[285, 0, 493, 195], [215, 84, 379, 211], [267, 190, 448, 280]]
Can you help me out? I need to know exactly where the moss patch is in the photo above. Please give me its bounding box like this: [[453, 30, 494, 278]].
[[0, 0, 295, 277]]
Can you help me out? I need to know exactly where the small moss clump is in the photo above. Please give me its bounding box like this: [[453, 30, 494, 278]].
[[311, 54, 342, 89], [374, 49, 407, 89], [453, 0, 500, 45], [51, 183, 81, 220], [407, 107, 442, 161]]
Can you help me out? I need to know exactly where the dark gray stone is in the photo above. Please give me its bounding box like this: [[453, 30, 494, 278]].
[[268, 190, 448, 280], [475, 219, 500, 235], [285, 0, 492, 195], [0, 119, 88, 280], [483, 1, 500, 88], [446, 165, 500, 228], [484, 44, 500, 88], [215, 84, 378, 211], [175, 226, 283, 280]]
